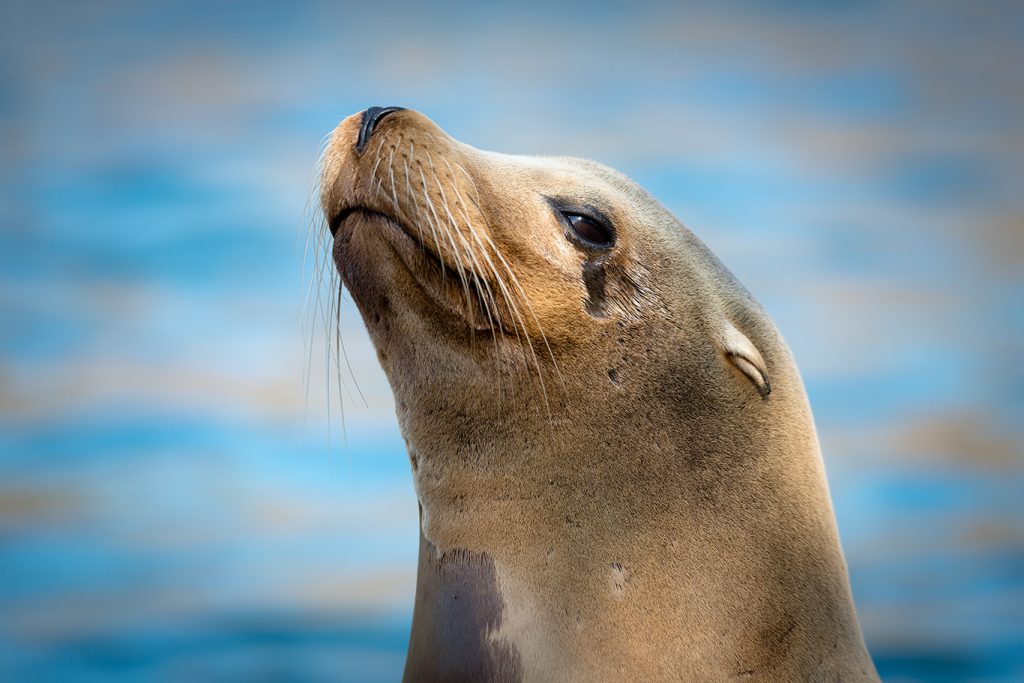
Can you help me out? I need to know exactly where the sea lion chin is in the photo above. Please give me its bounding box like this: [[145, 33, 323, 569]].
[[319, 107, 879, 682]]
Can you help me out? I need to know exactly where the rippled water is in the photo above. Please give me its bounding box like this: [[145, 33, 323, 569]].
[[1, 2, 1022, 680]]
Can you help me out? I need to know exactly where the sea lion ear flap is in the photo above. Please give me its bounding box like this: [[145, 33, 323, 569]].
[[718, 320, 771, 397]]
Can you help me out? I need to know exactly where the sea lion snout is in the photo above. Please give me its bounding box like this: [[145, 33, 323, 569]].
[[321, 108, 522, 336]]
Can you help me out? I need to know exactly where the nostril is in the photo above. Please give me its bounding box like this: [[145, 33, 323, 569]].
[[356, 106, 405, 154]]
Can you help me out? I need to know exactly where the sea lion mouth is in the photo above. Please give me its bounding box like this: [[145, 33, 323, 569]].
[[331, 205, 440, 261], [332, 205, 506, 334]]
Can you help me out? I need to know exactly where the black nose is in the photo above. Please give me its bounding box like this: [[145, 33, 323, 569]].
[[356, 106, 405, 154]]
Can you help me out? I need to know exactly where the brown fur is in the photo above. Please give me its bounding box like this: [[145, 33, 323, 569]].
[[320, 109, 878, 682]]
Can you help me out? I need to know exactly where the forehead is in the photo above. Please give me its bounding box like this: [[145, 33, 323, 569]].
[[479, 151, 649, 207]]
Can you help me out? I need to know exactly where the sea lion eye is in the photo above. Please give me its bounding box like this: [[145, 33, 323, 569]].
[[563, 212, 614, 248]]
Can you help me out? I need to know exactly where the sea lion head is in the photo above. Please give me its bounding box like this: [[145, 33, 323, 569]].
[[320, 108, 774, 454], [318, 109, 875, 682]]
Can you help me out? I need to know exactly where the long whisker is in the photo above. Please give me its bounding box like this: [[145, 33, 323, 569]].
[[438, 162, 514, 334], [449, 161, 564, 409], [369, 131, 395, 202], [402, 149, 429, 254], [301, 153, 329, 436], [306, 136, 376, 449], [387, 144, 402, 216], [335, 283, 367, 408], [428, 162, 501, 350], [426, 154, 499, 336], [458, 222, 549, 411], [441, 163, 524, 402], [481, 233, 552, 414], [489, 230, 565, 398], [369, 130, 391, 187], [440, 159, 552, 404], [417, 164, 474, 316], [408, 144, 449, 285]]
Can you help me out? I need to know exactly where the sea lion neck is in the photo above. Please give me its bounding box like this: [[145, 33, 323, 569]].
[[408, 317, 879, 681], [387, 337, 877, 680], [403, 344, 877, 681], [401, 387, 880, 679]]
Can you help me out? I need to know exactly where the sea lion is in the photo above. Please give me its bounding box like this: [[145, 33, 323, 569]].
[[319, 107, 879, 682]]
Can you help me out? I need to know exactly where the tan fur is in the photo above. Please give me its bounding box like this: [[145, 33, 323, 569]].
[[321, 109, 879, 682]]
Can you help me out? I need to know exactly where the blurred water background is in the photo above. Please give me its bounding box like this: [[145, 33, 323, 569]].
[[1, 1, 1022, 681]]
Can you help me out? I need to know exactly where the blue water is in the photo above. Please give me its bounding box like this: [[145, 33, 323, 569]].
[[1, 1, 1022, 680]]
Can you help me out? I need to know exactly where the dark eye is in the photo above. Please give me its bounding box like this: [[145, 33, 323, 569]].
[[564, 213, 614, 248]]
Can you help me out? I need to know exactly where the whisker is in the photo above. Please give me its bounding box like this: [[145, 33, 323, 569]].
[[304, 137, 377, 449], [441, 162, 517, 401], [438, 159, 550, 406], [368, 130, 391, 186], [424, 155, 484, 340], [387, 143, 402, 216], [447, 159, 563, 413], [486, 227, 563, 414], [335, 283, 367, 407], [455, 168, 565, 392], [408, 142, 451, 282], [417, 163, 474, 315], [403, 149, 429, 253], [429, 163, 501, 350]]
